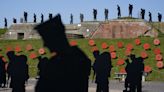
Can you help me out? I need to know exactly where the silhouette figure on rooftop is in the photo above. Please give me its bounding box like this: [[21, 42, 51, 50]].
[[34, 13, 37, 23], [41, 14, 44, 23], [141, 9, 145, 19], [34, 14, 91, 92], [49, 13, 53, 20], [4, 18, 7, 28], [13, 18, 17, 23], [149, 12, 152, 22], [70, 14, 73, 24], [104, 8, 109, 20], [93, 52, 112, 92], [24, 12, 28, 23], [129, 4, 133, 17], [158, 13, 162, 22], [0, 56, 7, 88], [93, 9, 97, 20], [117, 5, 121, 19], [80, 13, 84, 22]]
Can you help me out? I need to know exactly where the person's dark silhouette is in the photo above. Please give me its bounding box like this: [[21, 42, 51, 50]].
[[24, 12, 28, 23], [104, 9, 109, 20], [141, 9, 145, 19], [149, 12, 152, 22], [34, 14, 91, 92], [7, 51, 29, 92], [70, 14, 73, 24], [80, 13, 84, 22], [158, 13, 162, 22], [129, 4, 133, 17], [41, 14, 44, 23], [49, 13, 53, 20], [13, 18, 17, 23], [4, 18, 7, 28], [93, 9, 97, 20], [34, 13, 37, 23], [93, 52, 112, 92], [117, 5, 121, 19], [0, 56, 7, 88]]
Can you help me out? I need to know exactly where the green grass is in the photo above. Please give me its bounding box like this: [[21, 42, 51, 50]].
[[0, 37, 164, 81]]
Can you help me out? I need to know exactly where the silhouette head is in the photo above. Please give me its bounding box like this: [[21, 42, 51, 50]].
[[34, 14, 70, 52]]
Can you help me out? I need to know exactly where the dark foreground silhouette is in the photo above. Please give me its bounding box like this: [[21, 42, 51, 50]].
[[34, 14, 91, 92]]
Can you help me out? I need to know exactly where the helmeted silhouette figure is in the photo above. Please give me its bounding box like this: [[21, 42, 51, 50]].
[[80, 13, 84, 22], [41, 14, 44, 23], [70, 14, 73, 24], [24, 12, 28, 23], [93, 52, 112, 92], [34, 13, 37, 23], [49, 13, 53, 20], [117, 5, 121, 19], [0, 56, 7, 88], [141, 9, 145, 19], [93, 9, 97, 20], [34, 14, 91, 92], [149, 12, 152, 22], [158, 13, 162, 22], [13, 18, 17, 23], [104, 8, 109, 20], [4, 18, 7, 28], [129, 4, 133, 17]]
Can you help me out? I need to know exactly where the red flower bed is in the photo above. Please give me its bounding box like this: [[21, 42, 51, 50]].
[[120, 67, 126, 73], [70, 40, 77, 46], [88, 39, 95, 46], [38, 48, 46, 55], [117, 42, 123, 48], [143, 43, 150, 50], [111, 52, 117, 59], [15, 45, 21, 52], [144, 65, 152, 73], [109, 45, 115, 52], [141, 51, 148, 59], [154, 48, 161, 55], [126, 43, 133, 51], [91, 46, 99, 52], [155, 54, 163, 61], [125, 49, 131, 56], [135, 38, 141, 45], [156, 61, 164, 68], [26, 44, 33, 51], [153, 38, 160, 45], [101, 42, 108, 49], [117, 59, 125, 65], [29, 52, 37, 59]]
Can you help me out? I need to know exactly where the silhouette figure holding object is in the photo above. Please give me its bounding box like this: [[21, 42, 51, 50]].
[[24, 12, 28, 23], [93, 9, 97, 20], [141, 9, 145, 19], [117, 5, 121, 19], [129, 4, 133, 17], [149, 12, 152, 22], [34, 14, 91, 92], [70, 14, 73, 24], [158, 13, 162, 22], [4, 18, 7, 28], [104, 9, 109, 20]]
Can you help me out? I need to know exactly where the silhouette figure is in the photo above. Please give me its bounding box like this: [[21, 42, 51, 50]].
[[7, 51, 29, 92], [0, 57, 7, 88], [70, 14, 73, 24], [24, 12, 28, 23], [80, 13, 84, 22], [117, 5, 121, 19], [49, 13, 53, 20], [34, 14, 91, 92], [13, 18, 17, 23], [41, 14, 44, 23], [129, 4, 133, 17], [104, 9, 109, 20], [4, 18, 7, 28], [149, 12, 152, 22], [93, 52, 112, 92], [34, 13, 37, 23], [93, 9, 97, 20], [141, 9, 145, 19], [158, 13, 162, 22]]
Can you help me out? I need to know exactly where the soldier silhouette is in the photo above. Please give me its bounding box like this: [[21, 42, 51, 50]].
[[41, 14, 44, 23], [34, 14, 91, 92], [149, 12, 152, 22], [104, 8, 109, 20], [24, 12, 28, 23], [49, 13, 53, 20], [129, 4, 133, 17], [34, 13, 37, 23], [13, 18, 17, 23], [80, 13, 84, 22], [141, 9, 145, 19], [158, 13, 162, 22], [117, 5, 121, 19], [70, 14, 73, 24], [4, 18, 7, 28], [93, 9, 97, 20], [0, 56, 7, 88], [93, 52, 112, 92]]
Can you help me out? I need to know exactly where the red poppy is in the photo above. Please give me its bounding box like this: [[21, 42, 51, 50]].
[[156, 61, 164, 68], [126, 44, 133, 51], [144, 65, 152, 73], [91, 46, 99, 52], [117, 59, 125, 65], [117, 42, 123, 48], [155, 54, 163, 61], [154, 48, 161, 55], [135, 38, 141, 45], [125, 49, 131, 56], [101, 42, 108, 49], [26, 44, 33, 51], [141, 51, 148, 59], [15, 45, 21, 52], [143, 43, 150, 50], [6, 46, 13, 52], [38, 48, 46, 55], [29, 52, 37, 59], [109, 45, 115, 52], [70, 40, 77, 46], [120, 67, 126, 73], [153, 38, 160, 45], [111, 52, 117, 59], [88, 39, 95, 46]]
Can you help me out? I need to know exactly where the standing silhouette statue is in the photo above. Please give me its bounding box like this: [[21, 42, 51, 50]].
[[140, 9, 145, 19], [70, 14, 73, 24], [49, 13, 53, 20], [158, 13, 162, 22], [34, 14, 91, 92], [93, 9, 97, 20], [80, 13, 84, 22], [4, 18, 7, 28], [24, 12, 28, 23], [117, 5, 121, 19], [104, 8, 109, 20], [129, 4, 133, 17], [93, 52, 112, 92], [13, 18, 17, 23], [34, 13, 37, 23], [149, 12, 152, 22], [41, 14, 44, 23]]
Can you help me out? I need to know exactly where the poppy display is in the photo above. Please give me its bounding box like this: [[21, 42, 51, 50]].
[[29, 52, 37, 59], [155, 54, 163, 61], [88, 39, 95, 46], [109, 45, 115, 52], [117, 42, 123, 48], [126, 43, 133, 51], [156, 61, 164, 68], [101, 42, 108, 49], [135, 38, 141, 45], [153, 38, 160, 45], [15, 45, 21, 52], [144, 65, 152, 73], [143, 43, 150, 50], [140, 51, 148, 59], [111, 52, 117, 59], [117, 59, 125, 65], [153, 48, 161, 55], [70, 40, 77, 46], [38, 48, 46, 55]]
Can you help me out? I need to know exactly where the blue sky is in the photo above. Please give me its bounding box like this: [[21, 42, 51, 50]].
[[0, 0, 163, 28]]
